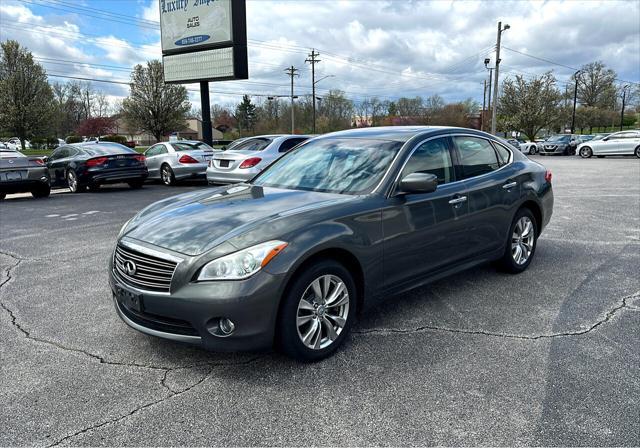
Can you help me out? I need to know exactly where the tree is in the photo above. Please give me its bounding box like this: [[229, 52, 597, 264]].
[[575, 61, 617, 109], [121, 60, 190, 142], [499, 72, 563, 141], [0, 40, 54, 149], [76, 117, 116, 137], [317, 90, 353, 132], [235, 95, 257, 135]]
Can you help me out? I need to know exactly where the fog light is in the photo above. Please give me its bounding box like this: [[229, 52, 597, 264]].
[[219, 318, 235, 335]]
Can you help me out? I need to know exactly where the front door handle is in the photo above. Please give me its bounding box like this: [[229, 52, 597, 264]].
[[448, 196, 467, 205], [503, 181, 517, 190]]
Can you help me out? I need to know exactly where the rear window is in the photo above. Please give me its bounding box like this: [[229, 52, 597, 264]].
[[173, 142, 214, 152], [226, 138, 272, 152], [81, 144, 136, 156]]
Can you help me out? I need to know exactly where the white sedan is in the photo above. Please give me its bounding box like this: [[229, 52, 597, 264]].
[[577, 130, 640, 158], [518, 141, 538, 155]]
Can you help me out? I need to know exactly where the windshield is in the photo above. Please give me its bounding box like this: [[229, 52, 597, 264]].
[[226, 137, 272, 152], [252, 138, 403, 195], [546, 135, 571, 143], [173, 142, 214, 152]]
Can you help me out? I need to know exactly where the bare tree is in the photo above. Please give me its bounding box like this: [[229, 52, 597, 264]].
[[575, 61, 617, 109], [122, 60, 190, 142]]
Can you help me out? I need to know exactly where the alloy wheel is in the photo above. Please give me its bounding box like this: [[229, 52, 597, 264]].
[[67, 171, 78, 192], [296, 274, 350, 350], [580, 147, 592, 158], [511, 216, 535, 265]]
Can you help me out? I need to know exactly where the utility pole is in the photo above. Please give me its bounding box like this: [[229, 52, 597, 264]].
[[620, 85, 630, 131], [305, 49, 321, 133], [491, 22, 509, 135], [571, 70, 582, 134], [285, 66, 299, 134]]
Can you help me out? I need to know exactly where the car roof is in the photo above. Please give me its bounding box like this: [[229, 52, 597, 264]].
[[319, 126, 476, 142], [69, 142, 131, 151]]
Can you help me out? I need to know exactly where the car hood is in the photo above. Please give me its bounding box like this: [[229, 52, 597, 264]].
[[124, 184, 352, 256]]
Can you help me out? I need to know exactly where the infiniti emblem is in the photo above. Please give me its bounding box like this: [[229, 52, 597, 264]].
[[124, 260, 137, 276]]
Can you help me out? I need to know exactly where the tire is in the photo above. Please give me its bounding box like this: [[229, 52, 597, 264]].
[[529, 145, 537, 155], [128, 180, 144, 189], [277, 259, 357, 361], [66, 169, 85, 193], [161, 164, 176, 186], [498, 208, 538, 274], [635, 146, 640, 158], [31, 185, 51, 198], [579, 146, 592, 158]]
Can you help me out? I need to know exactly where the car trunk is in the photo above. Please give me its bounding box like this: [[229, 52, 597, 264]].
[[210, 150, 262, 170]]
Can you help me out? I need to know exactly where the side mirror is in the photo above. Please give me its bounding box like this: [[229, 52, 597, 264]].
[[398, 172, 438, 195]]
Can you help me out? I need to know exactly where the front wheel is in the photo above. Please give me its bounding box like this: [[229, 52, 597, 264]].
[[528, 145, 537, 155], [161, 164, 175, 186], [498, 208, 537, 274], [635, 146, 640, 158], [579, 146, 592, 158], [278, 260, 356, 361]]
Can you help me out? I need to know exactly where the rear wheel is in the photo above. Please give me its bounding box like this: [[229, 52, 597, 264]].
[[31, 185, 51, 198], [128, 180, 144, 189], [579, 146, 592, 158], [278, 260, 356, 361], [161, 164, 175, 186], [498, 208, 537, 274], [66, 170, 85, 193]]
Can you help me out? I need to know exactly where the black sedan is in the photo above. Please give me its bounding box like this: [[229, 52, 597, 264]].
[[47, 142, 148, 193], [0, 148, 50, 199], [110, 126, 554, 361]]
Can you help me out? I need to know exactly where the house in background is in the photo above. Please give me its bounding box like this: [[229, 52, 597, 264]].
[[113, 117, 223, 146]]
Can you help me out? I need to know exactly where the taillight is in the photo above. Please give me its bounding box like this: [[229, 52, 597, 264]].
[[545, 170, 552, 183], [178, 154, 199, 164], [33, 158, 44, 166], [134, 154, 146, 164], [86, 157, 108, 167], [239, 157, 261, 169]]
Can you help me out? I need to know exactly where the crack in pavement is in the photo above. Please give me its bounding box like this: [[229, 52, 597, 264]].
[[353, 291, 639, 340], [47, 355, 265, 447]]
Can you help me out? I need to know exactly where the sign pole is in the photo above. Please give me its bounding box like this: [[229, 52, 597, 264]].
[[200, 81, 213, 145]]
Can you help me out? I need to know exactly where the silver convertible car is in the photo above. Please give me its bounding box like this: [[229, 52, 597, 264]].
[[145, 140, 217, 186], [206, 135, 310, 184], [110, 126, 554, 361]]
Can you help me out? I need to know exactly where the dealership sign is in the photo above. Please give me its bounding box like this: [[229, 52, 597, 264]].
[[160, 0, 248, 83]]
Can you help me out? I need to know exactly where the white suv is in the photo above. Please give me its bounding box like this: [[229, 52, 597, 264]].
[[578, 130, 640, 158]]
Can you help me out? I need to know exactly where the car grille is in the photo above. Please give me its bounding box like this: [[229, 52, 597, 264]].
[[114, 244, 177, 293]]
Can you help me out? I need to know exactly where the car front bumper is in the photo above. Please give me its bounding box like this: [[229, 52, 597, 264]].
[[108, 257, 284, 352]]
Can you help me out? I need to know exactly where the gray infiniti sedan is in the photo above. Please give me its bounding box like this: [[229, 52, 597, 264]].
[[110, 126, 554, 361], [145, 140, 217, 186]]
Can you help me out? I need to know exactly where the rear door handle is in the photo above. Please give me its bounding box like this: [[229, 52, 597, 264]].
[[503, 181, 517, 190], [448, 196, 467, 205]]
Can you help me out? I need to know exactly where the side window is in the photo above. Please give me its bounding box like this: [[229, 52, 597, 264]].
[[453, 136, 501, 179], [401, 138, 454, 184], [278, 138, 306, 153], [493, 142, 512, 166], [51, 147, 69, 160], [146, 144, 160, 156]]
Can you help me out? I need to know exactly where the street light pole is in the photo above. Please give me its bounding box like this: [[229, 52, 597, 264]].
[[481, 80, 486, 131], [491, 21, 509, 135], [571, 70, 582, 134], [620, 85, 630, 131], [484, 58, 494, 131], [285, 66, 299, 134]]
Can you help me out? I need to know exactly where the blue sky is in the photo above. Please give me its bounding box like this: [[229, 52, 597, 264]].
[[1, 0, 639, 111]]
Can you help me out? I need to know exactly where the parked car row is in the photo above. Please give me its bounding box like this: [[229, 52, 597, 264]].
[[507, 131, 639, 158]]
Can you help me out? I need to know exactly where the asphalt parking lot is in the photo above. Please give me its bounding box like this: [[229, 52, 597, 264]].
[[1, 156, 639, 446]]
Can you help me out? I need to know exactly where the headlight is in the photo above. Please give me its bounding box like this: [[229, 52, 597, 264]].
[[197, 240, 288, 281]]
